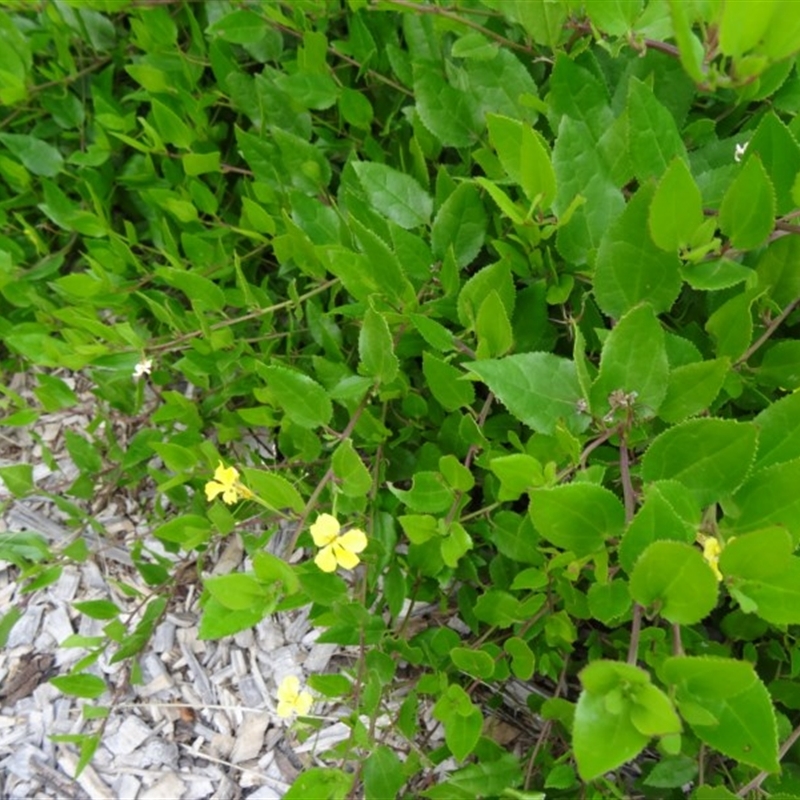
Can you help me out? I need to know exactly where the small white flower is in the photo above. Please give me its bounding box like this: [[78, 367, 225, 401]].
[[133, 358, 153, 380], [734, 142, 749, 163]]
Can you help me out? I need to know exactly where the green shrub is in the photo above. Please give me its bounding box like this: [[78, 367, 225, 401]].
[[2, 1, 800, 797]]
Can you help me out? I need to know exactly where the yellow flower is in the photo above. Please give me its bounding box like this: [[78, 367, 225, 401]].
[[204, 462, 252, 504], [701, 536, 723, 582], [310, 513, 368, 573], [276, 675, 313, 719]]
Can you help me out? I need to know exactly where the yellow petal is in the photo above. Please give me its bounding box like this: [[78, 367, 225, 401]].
[[295, 690, 313, 716], [214, 462, 239, 488], [310, 513, 340, 547], [205, 481, 224, 502], [339, 528, 367, 555], [277, 675, 300, 703], [315, 544, 338, 573], [277, 698, 295, 718], [333, 542, 361, 570], [222, 486, 240, 504]]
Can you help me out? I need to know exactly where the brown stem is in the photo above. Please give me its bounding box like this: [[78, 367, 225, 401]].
[[627, 603, 643, 666], [373, 0, 536, 55], [619, 434, 636, 523], [284, 389, 372, 557], [736, 722, 800, 796], [735, 297, 800, 366]]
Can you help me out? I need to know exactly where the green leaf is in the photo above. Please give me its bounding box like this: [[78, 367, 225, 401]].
[[457, 260, 515, 329], [467, 352, 588, 435], [705, 288, 760, 360], [730, 459, 800, 541], [486, 113, 556, 208], [474, 176, 525, 225], [529, 484, 625, 557], [630, 683, 682, 737], [590, 304, 669, 418], [627, 77, 687, 182], [668, 0, 705, 82], [664, 656, 779, 772], [451, 647, 496, 679], [352, 161, 432, 230], [595, 183, 682, 317], [587, 580, 632, 625], [549, 54, 613, 141], [574, 661, 656, 782], [439, 455, 474, 492], [183, 151, 221, 176], [719, 155, 776, 250], [339, 87, 373, 129], [718, 1, 775, 57], [758, 340, 800, 390], [413, 61, 480, 148], [434, 684, 482, 762], [629, 541, 719, 624], [757, 234, 800, 307], [474, 589, 526, 627], [274, 72, 339, 112], [475, 290, 513, 359], [50, 673, 107, 699], [658, 358, 730, 423], [682, 258, 753, 291], [73, 600, 121, 620], [240, 469, 305, 514], [422, 352, 475, 411], [150, 100, 193, 149], [0, 464, 34, 497], [389, 471, 453, 514], [649, 156, 704, 250], [204, 573, 268, 612], [332, 439, 372, 498], [261, 365, 333, 430], [719, 528, 800, 624], [283, 767, 353, 800], [207, 9, 268, 44], [746, 111, 800, 215], [153, 514, 210, 548], [359, 307, 398, 384], [65, 430, 102, 474], [489, 454, 545, 501], [155, 267, 226, 313], [644, 755, 698, 789], [505, 637, 535, 680], [440, 523, 471, 569], [553, 117, 625, 265], [753, 392, 800, 470], [0, 133, 63, 177], [410, 314, 455, 352], [349, 218, 416, 308], [431, 182, 487, 268], [363, 746, 405, 800], [641, 419, 758, 506]]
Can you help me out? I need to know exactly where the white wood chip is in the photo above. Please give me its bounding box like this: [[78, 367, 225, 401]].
[[229, 710, 271, 763], [8, 607, 43, 647], [57, 747, 114, 800], [211, 536, 243, 575], [43, 605, 74, 645], [112, 773, 141, 800], [294, 720, 352, 753], [49, 566, 81, 602], [138, 772, 186, 800], [104, 715, 152, 756], [178, 639, 216, 706]]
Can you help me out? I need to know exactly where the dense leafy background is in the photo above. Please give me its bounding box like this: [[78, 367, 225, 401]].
[[3, 1, 800, 797]]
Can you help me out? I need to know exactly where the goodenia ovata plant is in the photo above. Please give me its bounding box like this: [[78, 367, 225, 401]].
[[0, 1, 800, 797]]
